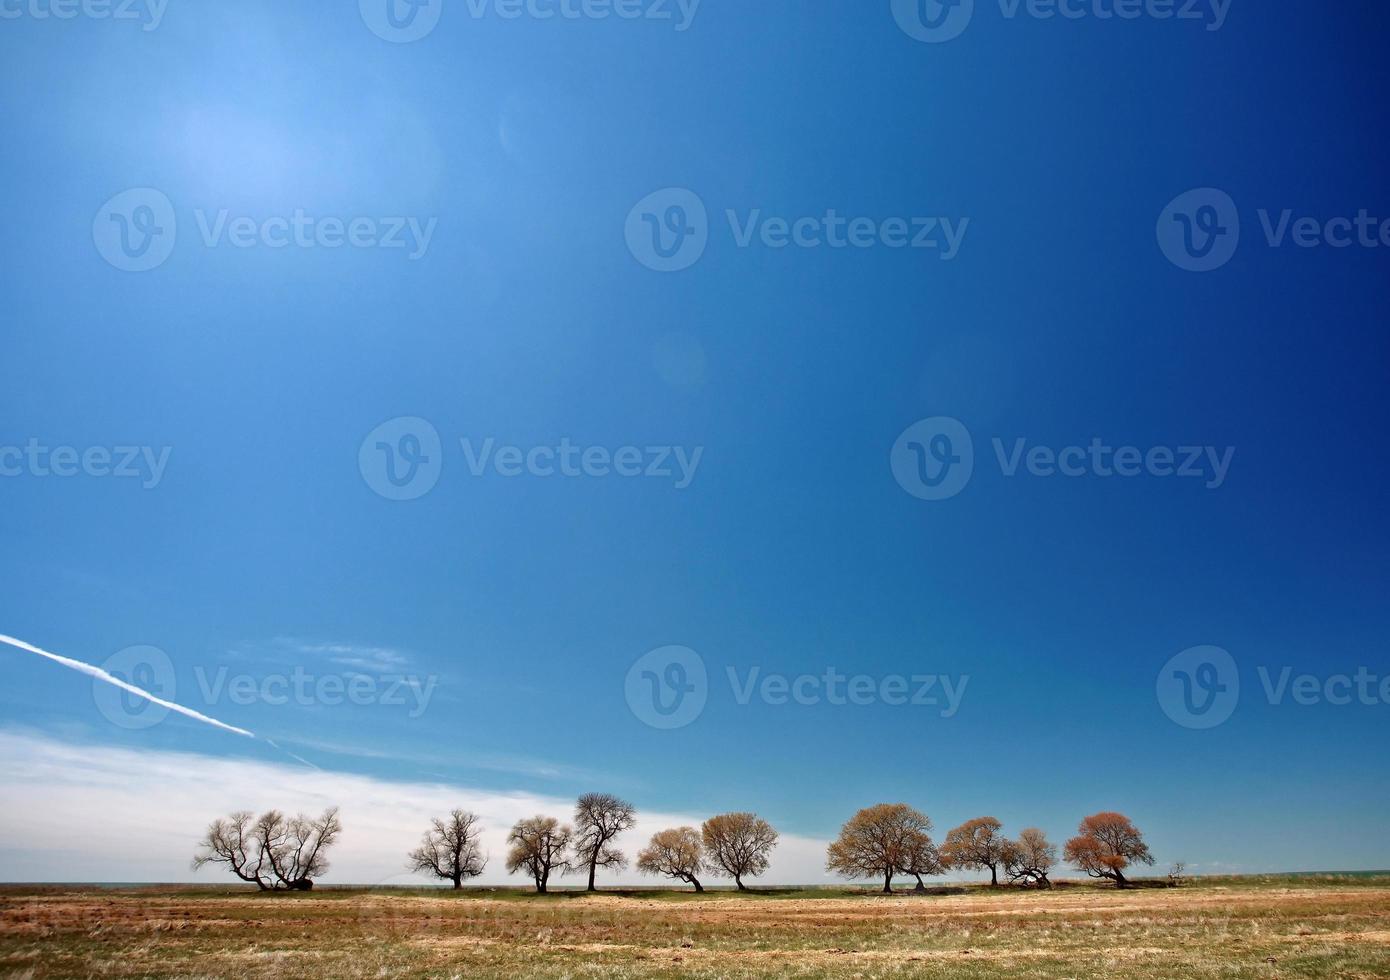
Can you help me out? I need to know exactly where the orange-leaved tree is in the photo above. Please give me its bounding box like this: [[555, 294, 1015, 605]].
[[1063, 812, 1154, 887]]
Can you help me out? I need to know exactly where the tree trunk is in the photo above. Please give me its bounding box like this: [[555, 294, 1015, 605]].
[[913, 874, 926, 893], [989, 864, 998, 887], [735, 875, 746, 892], [587, 860, 597, 892], [882, 870, 893, 894], [452, 876, 462, 890], [691, 877, 704, 893], [1113, 868, 1128, 888]]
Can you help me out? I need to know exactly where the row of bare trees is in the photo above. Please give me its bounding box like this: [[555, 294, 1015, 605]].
[[403, 794, 780, 893], [504, 796, 781, 893], [826, 805, 1154, 892], [194, 799, 1153, 893]]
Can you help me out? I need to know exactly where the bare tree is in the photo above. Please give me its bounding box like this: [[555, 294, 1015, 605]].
[[825, 803, 933, 894], [637, 827, 706, 892], [506, 816, 572, 894], [192, 811, 273, 890], [193, 808, 341, 891], [409, 810, 487, 889], [940, 816, 1010, 887], [572, 793, 636, 892], [1063, 811, 1154, 888], [1168, 861, 1187, 887], [1003, 827, 1056, 887], [701, 812, 779, 892]]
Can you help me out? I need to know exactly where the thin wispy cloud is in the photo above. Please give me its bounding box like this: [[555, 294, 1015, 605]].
[[268, 735, 612, 785], [0, 633, 254, 739], [267, 637, 414, 673]]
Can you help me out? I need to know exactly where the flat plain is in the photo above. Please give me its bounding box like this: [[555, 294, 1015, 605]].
[[2, 875, 1388, 979]]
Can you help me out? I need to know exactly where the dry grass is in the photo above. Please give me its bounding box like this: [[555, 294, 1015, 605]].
[[2, 876, 1388, 978]]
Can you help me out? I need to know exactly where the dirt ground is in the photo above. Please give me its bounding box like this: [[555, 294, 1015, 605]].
[[2, 877, 1388, 978]]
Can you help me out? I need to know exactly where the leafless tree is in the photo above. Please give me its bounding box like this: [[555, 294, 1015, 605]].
[[409, 810, 487, 889], [940, 816, 1010, 887], [701, 812, 779, 891], [193, 807, 341, 890], [637, 827, 706, 892], [572, 793, 636, 892], [1003, 827, 1056, 887], [506, 816, 572, 894], [192, 811, 273, 890], [826, 803, 934, 894], [1168, 861, 1188, 887]]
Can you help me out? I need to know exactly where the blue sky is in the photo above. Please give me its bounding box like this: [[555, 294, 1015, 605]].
[[1, 0, 1388, 882]]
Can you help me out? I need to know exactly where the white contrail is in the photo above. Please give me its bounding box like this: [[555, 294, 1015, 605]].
[[0, 633, 255, 739]]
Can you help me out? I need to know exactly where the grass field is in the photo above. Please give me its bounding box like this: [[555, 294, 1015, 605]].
[[3, 875, 1388, 979]]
